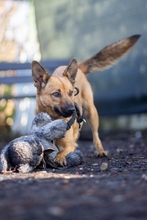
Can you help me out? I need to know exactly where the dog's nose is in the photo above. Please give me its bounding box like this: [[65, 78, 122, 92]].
[[67, 105, 75, 116]]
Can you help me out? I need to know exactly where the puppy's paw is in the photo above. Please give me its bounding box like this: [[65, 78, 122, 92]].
[[97, 150, 108, 157], [54, 154, 67, 166]]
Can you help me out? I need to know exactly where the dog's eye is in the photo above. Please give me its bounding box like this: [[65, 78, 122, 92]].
[[68, 90, 73, 97], [52, 92, 61, 98]]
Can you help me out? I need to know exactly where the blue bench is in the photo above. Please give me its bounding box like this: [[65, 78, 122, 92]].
[[0, 59, 70, 99]]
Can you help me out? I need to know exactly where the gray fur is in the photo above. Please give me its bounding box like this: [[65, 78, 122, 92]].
[[66, 150, 84, 167], [0, 113, 67, 173]]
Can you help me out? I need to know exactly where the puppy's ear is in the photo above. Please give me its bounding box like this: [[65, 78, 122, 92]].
[[32, 61, 50, 89], [63, 58, 78, 85]]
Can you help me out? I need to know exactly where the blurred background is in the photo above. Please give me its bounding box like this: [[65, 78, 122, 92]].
[[0, 0, 147, 138]]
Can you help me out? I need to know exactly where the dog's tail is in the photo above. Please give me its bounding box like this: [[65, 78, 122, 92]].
[[78, 35, 141, 74]]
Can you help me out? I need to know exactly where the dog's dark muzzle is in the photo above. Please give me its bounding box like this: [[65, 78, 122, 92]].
[[54, 105, 75, 118]]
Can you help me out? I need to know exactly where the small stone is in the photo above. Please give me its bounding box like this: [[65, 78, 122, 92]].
[[63, 179, 69, 184], [141, 174, 147, 180], [116, 148, 123, 153], [126, 160, 132, 165], [47, 206, 64, 216], [95, 180, 99, 184], [93, 163, 98, 166], [135, 131, 142, 139], [113, 194, 124, 202], [100, 162, 108, 171]]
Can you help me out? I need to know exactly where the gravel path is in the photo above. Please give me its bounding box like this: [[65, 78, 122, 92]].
[[0, 132, 147, 220]]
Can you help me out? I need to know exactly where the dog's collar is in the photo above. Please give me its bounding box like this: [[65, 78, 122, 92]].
[[66, 102, 86, 130]]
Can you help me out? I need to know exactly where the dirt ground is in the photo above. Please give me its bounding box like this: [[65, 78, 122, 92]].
[[0, 131, 147, 220]]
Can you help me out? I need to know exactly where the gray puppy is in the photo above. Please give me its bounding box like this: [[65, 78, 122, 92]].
[[0, 113, 67, 173]]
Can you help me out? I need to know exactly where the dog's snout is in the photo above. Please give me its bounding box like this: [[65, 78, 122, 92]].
[[67, 105, 75, 115], [54, 104, 75, 118]]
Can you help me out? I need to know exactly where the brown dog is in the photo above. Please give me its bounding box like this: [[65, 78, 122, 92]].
[[32, 35, 140, 166]]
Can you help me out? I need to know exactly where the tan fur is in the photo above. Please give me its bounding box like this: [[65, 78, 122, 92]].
[[32, 35, 140, 166]]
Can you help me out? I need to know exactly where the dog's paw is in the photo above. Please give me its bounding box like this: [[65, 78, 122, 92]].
[[54, 154, 67, 166], [97, 150, 108, 157]]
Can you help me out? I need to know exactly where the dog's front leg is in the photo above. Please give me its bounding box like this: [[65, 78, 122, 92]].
[[54, 129, 76, 166]]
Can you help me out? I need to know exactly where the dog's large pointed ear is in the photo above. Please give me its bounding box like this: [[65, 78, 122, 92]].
[[32, 61, 50, 89], [63, 58, 78, 85]]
